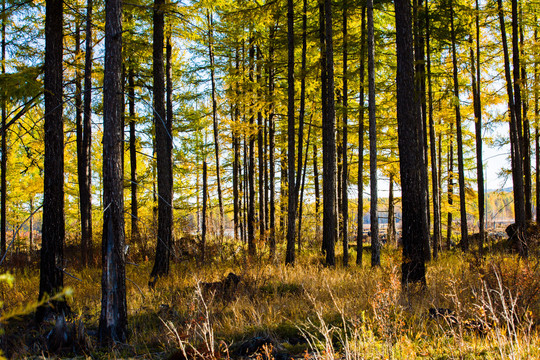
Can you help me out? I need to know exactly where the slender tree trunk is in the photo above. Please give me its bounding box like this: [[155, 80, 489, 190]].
[[450, 4, 469, 251], [535, 19, 539, 222], [498, 0, 527, 257], [285, 0, 296, 265], [0, 0, 6, 258], [268, 27, 276, 259], [297, 122, 312, 250], [257, 47, 266, 247], [395, 0, 428, 285], [367, 0, 379, 267], [128, 66, 138, 244], [207, 10, 224, 241], [99, 0, 127, 342], [388, 173, 396, 245], [426, 0, 440, 258], [201, 161, 207, 263], [150, 0, 173, 283], [248, 39, 256, 258], [323, 0, 337, 266], [37, 0, 67, 321], [319, 0, 328, 255], [341, 0, 349, 267], [233, 47, 240, 243], [470, 0, 484, 254], [313, 144, 320, 237], [29, 198, 33, 252], [357, 6, 366, 266]]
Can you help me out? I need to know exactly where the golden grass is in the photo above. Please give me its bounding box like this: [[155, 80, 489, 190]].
[[1, 243, 540, 359]]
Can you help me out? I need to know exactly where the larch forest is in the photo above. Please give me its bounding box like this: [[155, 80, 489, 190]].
[[0, 0, 540, 358]]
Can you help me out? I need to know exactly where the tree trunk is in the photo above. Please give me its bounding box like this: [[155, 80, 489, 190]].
[[319, 0, 328, 255], [285, 0, 296, 265], [37, 0, 68, 321], [0, 0, 6, 258], [201, 161, 207, 263], [387, 173, 396, 245], [268, 27, 276, 259], [297, 123, 312, 251], [447, 123, 454, 249], [341, 0, 349, 267], [248, 39, 256, 258], [357, 5, 366, 266], [233, 47, 240, 243], [535, 19, 539, 222], [207, 10, 224, 241], [323, 0, 336, 266], [426, 0, 440, 259], [394, 0, 428, 285], [367, 0, 379, 268], [99, 0, 127, 342], [497, 0, 527, 257], [313, 144, 320, 237], [150, 0, 173, 283], [450, 4, 469, 251], [128, 66, 138, 244], [257, 47, 266, 248]]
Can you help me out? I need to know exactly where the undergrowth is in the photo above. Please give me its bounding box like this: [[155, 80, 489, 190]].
[[1, 242, 539, 359]]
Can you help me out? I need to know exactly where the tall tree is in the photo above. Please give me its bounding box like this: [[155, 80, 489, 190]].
[[247, 38, 256, 258], [497, 0, 527, 257], [357, 5, 366, 266], [322, 0, 336, 266], [1, 0, 6, 258], [395, 0, 428, 285], [341, 0, 349, 267], [285, 0, 296, 265], [99, 0, 127, 341], [149, 0, 173, 284], [450, 2, 468, 251], [367, 0, 379, 267], [37, 0, 68, 321], [79, 0, 93, 266], [268, 26, 276, 259], [128, 66, 138, 243]]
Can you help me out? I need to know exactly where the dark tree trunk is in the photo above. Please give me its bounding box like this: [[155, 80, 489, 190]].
[[341, 0, 349, 267], [150, 0, 173, 283], [207, 10, 224, 240], [498, 0, 527, 257], [201, 161, 207, 263], [1, 0, 6, 258], [248, 39, 256, 258], [268, 27, 276, 259], [285, 0, 296, 265], [357, 5, 366, 266], [297, 123, 312, 250], [257, 47, 266, 247], [233, 47, 240, 242], [319, 0, 328, 255], [80, 0, 93, 265], [37, 0, 67, 321], [99, 0, 127, 342], [367, 0, 379, 268], [313, 144, 320, 236], [387, 173, 396, 245], [394, 0, 428, 285], [471, 0, 484, 254], [450, 3, 469, 251], [426, 0, 440, 259], [323, 0, 336, 266], [128, 66, 138, 243], [535, 20, 539, 222], [447, 123, 454, 249]]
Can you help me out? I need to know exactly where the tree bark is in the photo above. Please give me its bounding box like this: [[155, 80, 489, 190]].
[[323, 0, 336, 266], [341, 0, 349, 267], [150, 0, 173, 283], [535, 19, 539, 223], [128, 66, 139, 244], [285, 0, 296, 265], [247, 39, 256, 258], [357, 6, 366, 266], [426, 0, 440, 258], [447, 123, 454, 249], [1, 0, 6, 258], [387, 172, 396, 245], [37, 0, 68, 321], [313, 144, 320, 237], [268, 26, 276, 259], [450, 4, 469, 251], [395, 0, 428, 285], [99, 0, 127, 342], [257, 47, 266, 248], [233, 46, 240, 243], [367, 0, 379, 267], [497, 0, 527, 257], [201, 161, 207, 263]]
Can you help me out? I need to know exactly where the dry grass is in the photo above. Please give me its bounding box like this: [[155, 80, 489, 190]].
[[1, 241, 540, 359]]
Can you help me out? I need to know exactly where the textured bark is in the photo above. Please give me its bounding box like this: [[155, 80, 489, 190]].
[[201, 162, 207, 263], [247, 39, 256, 258], [498, 0, 527, 257], [387, 173, 396, 245], [1, 0, 7, 258], [233, 47, 240, 243], [150, 0, 173, 283], [426, 0, 440, 258], [450, 4, 469, 251], [395, 0, 428, 285], [297, 124, 312, 251], [367, 0, 379, 268], [357, 6, 366, 266], [80, 0, 93, 265], [447, 125, 454, 250], [519, 6, 531, 221], [128, 66, 139, 243], [535, 21, 539, 222], [99, 0, 127, 343], [37, 0, 67, 321], [285, 0, 296, 265], [323, 0, 336, 266], [341, 0, 349, 267], [207, 11, 224, 240], [268, 27, 276, 259], [318, 0, 328, 255], [313, 144, 320, 235], [257, 47, 266, 247]]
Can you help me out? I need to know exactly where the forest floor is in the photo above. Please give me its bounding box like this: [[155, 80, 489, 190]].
[[1, 236, 540, 359]]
